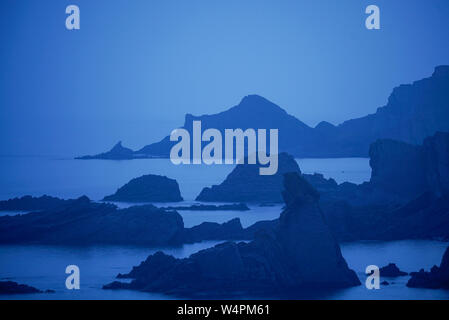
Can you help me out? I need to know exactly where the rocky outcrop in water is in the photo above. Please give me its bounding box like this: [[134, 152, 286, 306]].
[[379, 263, 408, 277], [104, 172, 360, 296], [368, 131, 449, 201], [76, 141, 134, 160], [103, 174, 183, 203], [407, 246, 449, 289], [0, 281, 42, 295], [196, 153, 301, 203], [0, 196, 186, 246], [0, 195, 68, 212]]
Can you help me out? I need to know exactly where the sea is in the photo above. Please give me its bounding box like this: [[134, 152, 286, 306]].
[[0, 156, 448, 300]]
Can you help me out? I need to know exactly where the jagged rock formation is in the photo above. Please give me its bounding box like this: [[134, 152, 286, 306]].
[[0, 195, 67, 211], [324, 132, 449, 241], [0, 281, 42, 294], [0, 197, 186, 246], [183, 218, 247, 242], [407, 246, 449, 289], [78, 66, 449, 159], [103, 174, 183, 202], [424, 131, 449, 197], [368, 131, 449, 201], [76, 141, 135, 160], [379, 263, 408, 277], [104, 172, 360, 296], [196, 153, 301, 203]]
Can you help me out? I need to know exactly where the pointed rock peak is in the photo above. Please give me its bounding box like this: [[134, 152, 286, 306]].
[[315, 121, 336, 130], [282, 172, 320, 207], [112, 141, 124, 150], [238, 95, 286, 113], [433, 65, 449, 78], [75, 195, 91, 203], [109, 141, 133, 154]]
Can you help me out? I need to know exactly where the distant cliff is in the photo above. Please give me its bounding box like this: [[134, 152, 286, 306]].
[[76, 141, 135, 160], [77, 66, 449, 159]]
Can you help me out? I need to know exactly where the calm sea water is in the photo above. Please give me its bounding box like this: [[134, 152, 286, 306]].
[[0, 156, 370, 201], [1, 156, 448, 299]]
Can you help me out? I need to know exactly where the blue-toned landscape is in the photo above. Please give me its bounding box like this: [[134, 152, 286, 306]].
[[1, 0, 449, 300]]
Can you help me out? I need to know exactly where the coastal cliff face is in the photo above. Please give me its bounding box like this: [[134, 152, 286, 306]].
[[78, 66, 449, 159], [104, 172, 360, 296], [325, 132, 449, 241], [369, 139, 427, 199], [368, 131, 449, 201], [423, 132, 449, 197], [103, 174, 183, 203]]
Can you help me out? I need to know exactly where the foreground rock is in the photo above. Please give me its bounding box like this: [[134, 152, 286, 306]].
[[103, 174, 183, 203], [407, 246, 449, 289], [0, 196, 185, 246], [379, 263, 408, 277], [104, 173, 360, 296], [0, 281, 42, 294]]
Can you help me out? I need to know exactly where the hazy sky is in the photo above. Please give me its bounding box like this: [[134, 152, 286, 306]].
[[1, 0, 449, 156]]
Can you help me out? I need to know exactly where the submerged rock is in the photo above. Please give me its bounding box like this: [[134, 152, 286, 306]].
[[104, 172, 360, 296], [407, 246, 449, 289], [103, 174, 183, 203], [379, 263, 408, 277]]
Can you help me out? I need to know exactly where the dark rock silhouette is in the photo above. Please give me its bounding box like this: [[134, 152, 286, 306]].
[[0, 281, 42, 294], [0, 195, 67, 212], [0, 197, 186, 246], [103, 174, 183, 203], [324, 132, 449, 241], [369, 139, 427, 199], [423, 131, 449, 197], [183, 218, 247, 242], [0, 194, 266, 245], [162, 203, 249, 211], [379, 263, 408, 277], [407, 246, 449, 289], [195, 152, 301, 203], [76, 141, 135, 160], [104, 172, 360, 296], [78, 66, 449, 159]]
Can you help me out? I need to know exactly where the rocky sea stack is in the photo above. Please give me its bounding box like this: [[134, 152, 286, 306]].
[[103, 174, 183, 203], [195, 152, 301, 203], [407, 246, 449, 289], [0, 281, 42, 295], [104, 172, 360, 296]]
